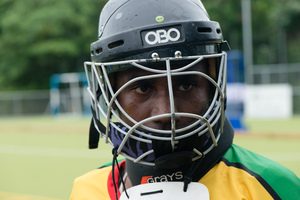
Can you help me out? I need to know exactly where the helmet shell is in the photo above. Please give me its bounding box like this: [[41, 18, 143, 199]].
[[91, 0, 224, 64]]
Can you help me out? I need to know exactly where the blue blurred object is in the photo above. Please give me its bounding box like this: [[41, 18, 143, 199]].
[[226, 50, 247, 130]]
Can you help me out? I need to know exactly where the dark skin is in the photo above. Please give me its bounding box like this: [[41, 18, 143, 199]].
[[114, 61, 211, 131], [112, 61, 213, 189]]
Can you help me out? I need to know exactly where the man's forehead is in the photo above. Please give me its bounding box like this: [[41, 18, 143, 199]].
[[124, 60, 207, 73], [116, 59, 207, 78]]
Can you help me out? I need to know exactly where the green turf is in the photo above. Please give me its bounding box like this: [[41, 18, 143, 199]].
[[0, 116, 111, 199], [0, 116, 299, 199], [243, 116, 300, 134]]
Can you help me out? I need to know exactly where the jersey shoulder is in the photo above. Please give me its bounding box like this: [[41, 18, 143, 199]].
[[70, 165, 112, 200], [223, 144, 300, 199]]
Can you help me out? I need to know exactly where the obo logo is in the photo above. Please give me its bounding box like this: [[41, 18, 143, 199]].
[[144, 27, 181, 45]]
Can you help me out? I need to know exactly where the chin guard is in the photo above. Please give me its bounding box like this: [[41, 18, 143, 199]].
[[152, 129, 202, 169], [89, 119, 99, 149], [154, 151, 195, 169], [119, 182, 209, 200]]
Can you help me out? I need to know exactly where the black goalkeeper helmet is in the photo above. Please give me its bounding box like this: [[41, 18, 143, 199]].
[[85, 0, 230, 168]]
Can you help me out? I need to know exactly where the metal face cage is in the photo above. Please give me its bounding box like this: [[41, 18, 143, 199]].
[[84, 52, 227, 166]]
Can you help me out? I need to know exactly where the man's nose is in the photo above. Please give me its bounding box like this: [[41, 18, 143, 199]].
[[150, 91, 179, 125]]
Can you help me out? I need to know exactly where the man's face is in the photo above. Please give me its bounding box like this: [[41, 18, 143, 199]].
[[114, 61, 211, 130]]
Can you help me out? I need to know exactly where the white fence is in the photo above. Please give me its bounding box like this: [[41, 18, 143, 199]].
[[0, 88, 90, 117], [0, 90, 50, 116], [252, 63, 300, 114]]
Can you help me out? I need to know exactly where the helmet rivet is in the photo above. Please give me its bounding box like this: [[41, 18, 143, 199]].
[[151, 52, 160, 60], [174, 51, 182, 58]]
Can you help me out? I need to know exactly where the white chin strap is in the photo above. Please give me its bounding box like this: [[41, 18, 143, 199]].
[[120, 182, 209, 200]]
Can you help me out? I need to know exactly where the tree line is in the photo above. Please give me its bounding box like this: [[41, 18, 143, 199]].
[[0, 0, 299, 90]]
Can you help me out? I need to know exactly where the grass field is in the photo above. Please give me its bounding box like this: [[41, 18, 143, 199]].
[[0, 116, 299, 199]]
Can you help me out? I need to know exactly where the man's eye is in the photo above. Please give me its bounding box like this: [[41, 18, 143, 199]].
[[178, 83, 193, 91], [134, 85, 150, 94]]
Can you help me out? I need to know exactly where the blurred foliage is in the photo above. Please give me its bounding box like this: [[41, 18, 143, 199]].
[[203, 0, 300, 64], [0, 0, 300, 90], [0, 0, 105, 90]]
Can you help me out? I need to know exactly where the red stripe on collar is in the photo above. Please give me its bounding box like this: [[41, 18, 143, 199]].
[[107, 160, 126, 200]]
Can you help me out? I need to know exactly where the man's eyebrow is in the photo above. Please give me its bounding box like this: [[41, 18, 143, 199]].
[[124, 72, 155, 84], [126, 73, 145, 81], [173, 73, 203, 80], [126, 72, 203, 81]]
